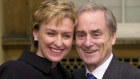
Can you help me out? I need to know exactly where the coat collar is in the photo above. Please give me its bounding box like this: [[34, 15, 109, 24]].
[[18, 50, 52, 74]]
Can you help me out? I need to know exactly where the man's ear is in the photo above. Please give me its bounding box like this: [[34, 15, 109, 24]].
[[111, 32, 116, 45], [33, 29, 38, 41]]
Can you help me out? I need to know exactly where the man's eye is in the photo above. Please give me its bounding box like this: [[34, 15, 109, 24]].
[[94, 33, 100, 36], [76, 34, 85, 38], [79, 34, 85, 37], [92, 33, 100, 39]]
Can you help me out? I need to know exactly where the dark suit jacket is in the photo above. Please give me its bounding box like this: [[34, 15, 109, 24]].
[[72, 56, 140, 79], [0, 50, 70, 79]]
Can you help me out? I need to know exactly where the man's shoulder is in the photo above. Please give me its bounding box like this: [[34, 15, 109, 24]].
[[110, 55, 140, 72], [71, 67, 86, 79], [72, 67, 85, 73], [72, 67, 85, 76], [120, 61, 140, 75], [118, 61, 140, 78], [117, 59, 140, 72], [107, 57, 140, 78]]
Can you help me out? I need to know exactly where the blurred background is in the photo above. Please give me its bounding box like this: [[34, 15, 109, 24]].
[[0, 0, 140, 72]]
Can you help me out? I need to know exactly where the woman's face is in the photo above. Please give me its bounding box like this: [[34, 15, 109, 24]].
[[33, 17, 74, 63]]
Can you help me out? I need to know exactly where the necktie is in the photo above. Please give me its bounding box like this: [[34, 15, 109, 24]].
[[86, 73, 97, 79]]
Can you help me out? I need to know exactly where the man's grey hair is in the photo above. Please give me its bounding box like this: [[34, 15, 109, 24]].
[[77, 2, 117, 35]]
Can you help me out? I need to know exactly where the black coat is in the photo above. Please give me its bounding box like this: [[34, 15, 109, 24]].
[[0, 50, 70, 79], [72, 56, 140, 79]]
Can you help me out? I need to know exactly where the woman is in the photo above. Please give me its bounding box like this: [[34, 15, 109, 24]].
[[0, 0, 77, 79]]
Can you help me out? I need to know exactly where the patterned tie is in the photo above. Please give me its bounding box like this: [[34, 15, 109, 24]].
[[86, 73, 97, 79]]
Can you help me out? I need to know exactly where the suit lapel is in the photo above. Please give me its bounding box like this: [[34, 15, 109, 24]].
[[72, 67, 86, 79], [80, 67, 86, 79], [103, 55, 121, 79]]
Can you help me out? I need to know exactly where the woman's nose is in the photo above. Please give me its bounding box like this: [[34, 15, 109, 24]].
[[54, 36, 63, 47]]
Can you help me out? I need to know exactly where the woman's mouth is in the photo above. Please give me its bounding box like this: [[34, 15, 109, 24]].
[[49, 47, 63, 55]]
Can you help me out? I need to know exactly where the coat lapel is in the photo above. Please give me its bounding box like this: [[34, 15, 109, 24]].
[[72, 67, 86, 79], [80, 67, 86, 79], [103, 56, 121, 79]]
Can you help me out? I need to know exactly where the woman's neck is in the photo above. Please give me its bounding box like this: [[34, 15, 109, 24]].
[[51, 62, 58, 68]]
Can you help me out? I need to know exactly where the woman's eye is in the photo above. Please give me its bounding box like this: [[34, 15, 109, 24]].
[[63, 35, 71, 39], [47, 32, 55, 36]]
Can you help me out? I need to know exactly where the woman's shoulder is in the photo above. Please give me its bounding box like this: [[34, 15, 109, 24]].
[[0, 60, 46, 79], [0, 60, 24, 78], [0, 60, 27, 72], [1, 59, 26, 66]]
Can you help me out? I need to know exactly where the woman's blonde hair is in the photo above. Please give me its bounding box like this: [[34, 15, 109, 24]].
[[31, 0, 77, 52]]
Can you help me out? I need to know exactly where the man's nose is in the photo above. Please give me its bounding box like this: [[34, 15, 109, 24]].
[[83, 35, 93, 48]]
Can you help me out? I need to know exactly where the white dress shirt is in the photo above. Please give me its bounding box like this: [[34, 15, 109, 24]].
[[86, 53, 113, 79]]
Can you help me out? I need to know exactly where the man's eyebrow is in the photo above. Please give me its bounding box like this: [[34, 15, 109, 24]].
[[90, 29, 100, 32], [75, 30, 85, 34], [90, 29, 103, 34]]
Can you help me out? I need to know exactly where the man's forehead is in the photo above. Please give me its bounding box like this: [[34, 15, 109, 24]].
[[76, 28, 101, 33]]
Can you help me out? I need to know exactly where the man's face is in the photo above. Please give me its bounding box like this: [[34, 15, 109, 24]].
[[75, 11, 116, 69]]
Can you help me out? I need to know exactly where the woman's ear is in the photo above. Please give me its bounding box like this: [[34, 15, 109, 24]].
[[33, 29, 38, 41]]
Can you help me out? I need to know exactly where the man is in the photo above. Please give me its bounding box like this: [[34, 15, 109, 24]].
[[72, 2, 140, 79]]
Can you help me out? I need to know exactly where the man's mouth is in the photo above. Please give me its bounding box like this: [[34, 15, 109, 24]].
[[84, 50, 98, 54]]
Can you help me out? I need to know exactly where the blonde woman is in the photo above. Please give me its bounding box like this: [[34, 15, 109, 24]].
[[0, 0, 76, 79]]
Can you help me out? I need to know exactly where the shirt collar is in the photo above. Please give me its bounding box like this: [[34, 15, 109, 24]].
[[86, 53, 113, 79]]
